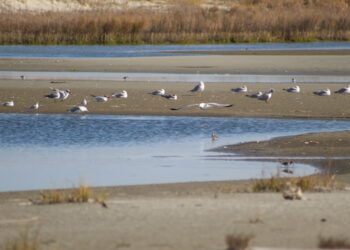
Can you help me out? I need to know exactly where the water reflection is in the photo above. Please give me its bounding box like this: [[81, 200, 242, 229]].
[[1, 114, 350, 191]]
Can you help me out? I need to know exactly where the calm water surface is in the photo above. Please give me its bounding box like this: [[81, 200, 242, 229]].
[[1, 114, 350, 191], [1, 42, 350, 58]]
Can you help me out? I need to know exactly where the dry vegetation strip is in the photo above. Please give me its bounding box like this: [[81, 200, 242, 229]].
[[1, 0, 350, 45]]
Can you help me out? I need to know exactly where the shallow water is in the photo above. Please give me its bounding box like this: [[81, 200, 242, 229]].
[[1, 114, 350, 191], [2, 71, 350, 83], [1, 42, 350, 58]]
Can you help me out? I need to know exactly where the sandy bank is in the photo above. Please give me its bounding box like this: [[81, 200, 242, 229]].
[[1, 80, 350, 118], [0, 181, 350, 250], [1, 54, 350, 75]]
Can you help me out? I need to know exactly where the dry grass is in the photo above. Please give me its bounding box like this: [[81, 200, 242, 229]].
[[225, 233, 253, 250], [318, 236, 350, 249], [38, 185, 107, 205], [1, 0, 350, 44], [252, 171, 339, 192], [4, 231, 39, 250]]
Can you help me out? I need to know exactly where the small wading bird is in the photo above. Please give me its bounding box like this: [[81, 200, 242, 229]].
[[162, 94, 178, 100], [149, 89, 165, 96], [190, 81, 205, 94], [67, 105, 88, 113], [283, 85, 300, 93], [3, 100, 14, 107], [27, 102, 40, 110], [258, 89, 274, 103], [314, 88, 331, 96], [171, 103, 233, 110], [112, 90, 128, 99], [231, 85, 248, 93], [211, 133, 219, 141], [91, 95, 110, 102], [335, 85, 350, 94], [280, 160, 294, 174]]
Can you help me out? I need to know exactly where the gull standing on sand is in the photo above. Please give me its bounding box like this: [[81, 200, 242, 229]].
[[314, 88, 331, 96], [91, 95, 110, 102], [3, 100, 14, 107], [190, 81, 205, 94], [162, 94, 178, 100], [335, 85, 350, 94], [58, 89, 72, 101], [27, 102, 40, 110], [258, 89, 274, 103], [231, 85, 248, 93], [246, 92, 262, 98], [283, 85, 300, 93], [112, 90, 128, 98], [67, 105, 88, 113], [149, 89, 165, 96], [44, 89, 60, 100], [171, 103, 232, 110]]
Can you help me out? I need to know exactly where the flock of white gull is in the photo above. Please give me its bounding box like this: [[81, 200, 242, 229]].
[[1, 77, 350, 113]]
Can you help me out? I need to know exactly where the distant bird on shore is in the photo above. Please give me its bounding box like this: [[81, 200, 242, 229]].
[[3, 100, 14, 107], [162, 94, 178, 100], [231, 85, 248, 93], [246, 92, 262, 98], [171, 102, 232, 110], [112, 90, 128, 99], [314, 88, 331, 96], [91, 95, 110, 102], [335, 85, 350, 94], [190, 81, 205, 94], [20, 75, 25, 80], [58, 89, 72, 101], [27, 102, 40, 110], [258, 89, 274, 103], [68, 105, 88, 113], [44, 89, 60, 100], [149, 89, 165, 96], [123, 76, 128, 81], [283, 85, 300, 93], [292, 77, 297, 84]]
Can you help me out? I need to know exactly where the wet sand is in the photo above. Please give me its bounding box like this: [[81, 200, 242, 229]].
[[1, 54, 350, 249]]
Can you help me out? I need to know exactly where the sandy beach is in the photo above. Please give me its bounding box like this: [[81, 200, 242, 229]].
[[1, 53, 350, 249]]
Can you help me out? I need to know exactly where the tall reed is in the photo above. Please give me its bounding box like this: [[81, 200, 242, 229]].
[[1, 0, 350, 45]]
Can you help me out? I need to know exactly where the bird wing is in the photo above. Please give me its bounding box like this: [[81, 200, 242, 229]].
[[190, 85, 200, 92], [206, 103, 233, 108], [171, 104, 199, 110]]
